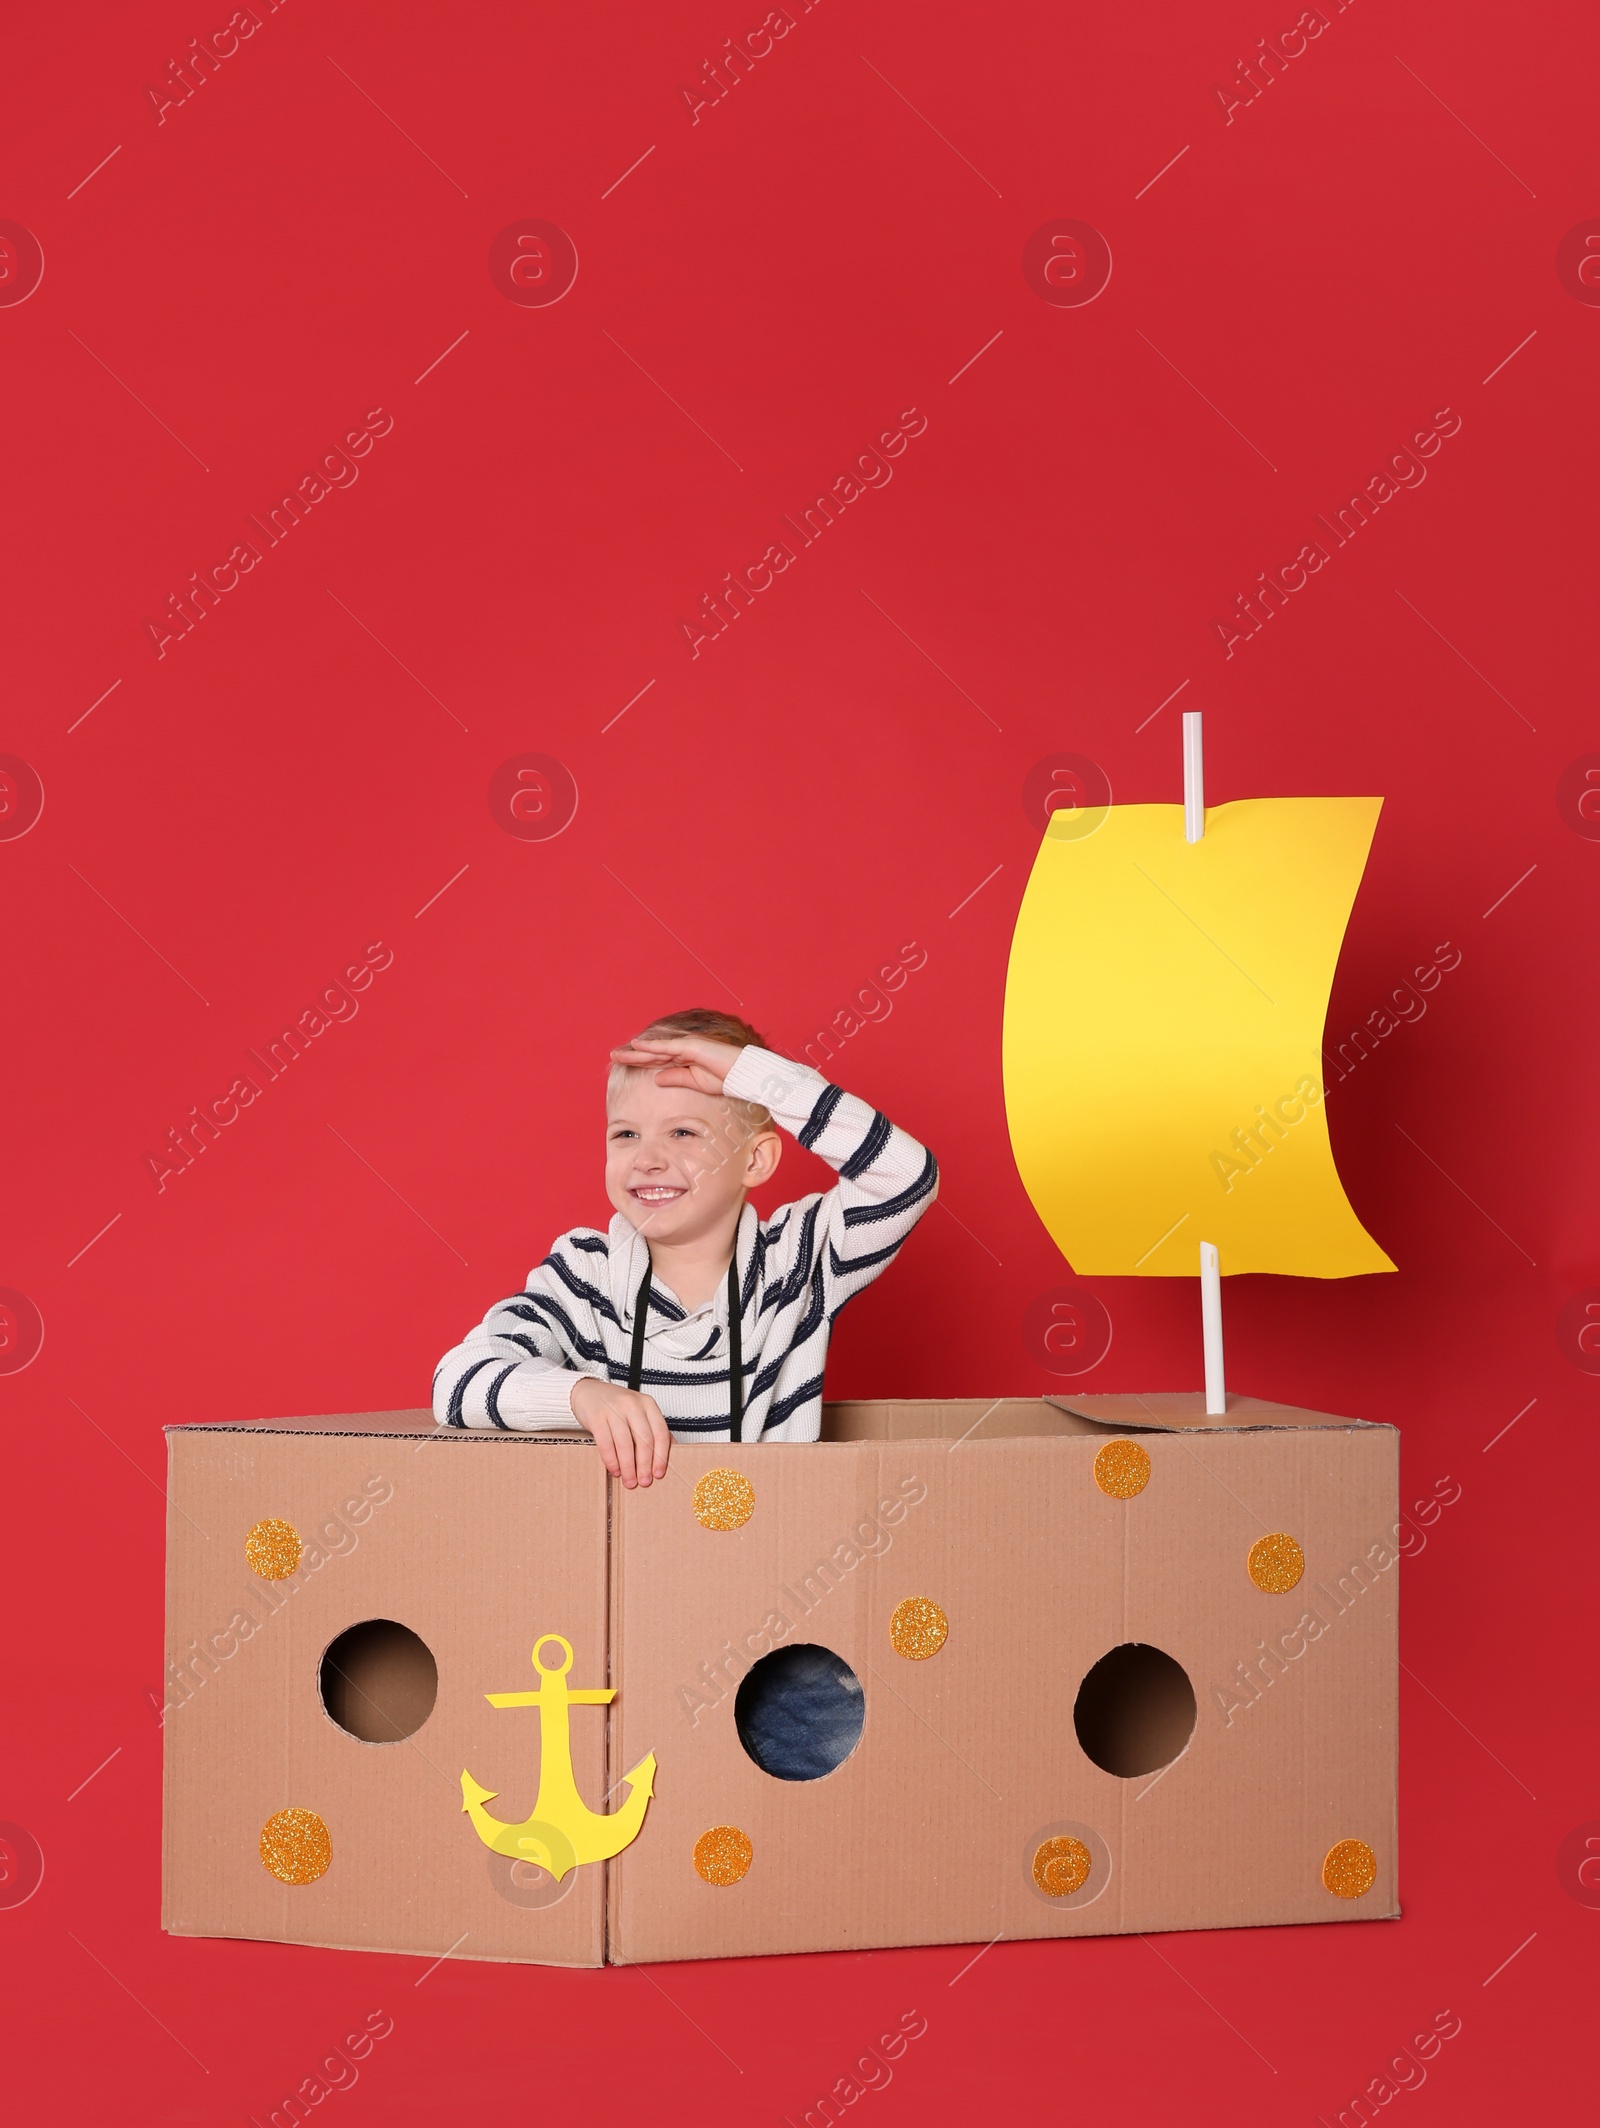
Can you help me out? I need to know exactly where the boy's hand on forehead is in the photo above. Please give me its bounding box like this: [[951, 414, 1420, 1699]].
[[609, 1033, 745, 1098]]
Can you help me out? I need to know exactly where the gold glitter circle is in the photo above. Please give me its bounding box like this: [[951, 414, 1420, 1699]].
[[1032, 1835, 1093, 1898], [259, 1808, 332, 1886], [693, 1825, 753, 1886], [1248, 1532, 1306, 1594], [889, 1596, 949, 1661], [245, 1518, 303, 1580], [1322, 1838, 1377, 1899], [1093, 1439, 1151, 1499], [692, 1468, 754, 1531]]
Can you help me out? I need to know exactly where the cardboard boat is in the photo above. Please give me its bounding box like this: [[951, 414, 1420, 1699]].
[[161, 1393, 1397, 1966]]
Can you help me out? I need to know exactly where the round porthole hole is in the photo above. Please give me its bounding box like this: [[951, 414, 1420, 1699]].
[[319, 1619, 438, 1743], [1073, 1641, 1195, 1777], [734, 1643, 864, 1781]]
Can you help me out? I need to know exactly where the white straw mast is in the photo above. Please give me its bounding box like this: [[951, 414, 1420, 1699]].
[[1183, 707, 1205, 846], [1184, 709, 1226, 1413], [1200, 1241, 1225, 1416]]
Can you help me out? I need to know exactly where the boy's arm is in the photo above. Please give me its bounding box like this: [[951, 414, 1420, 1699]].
[[432, 1252, 603, 1431], [725, 1045, 938, 1308], [433, 1240, 673, 1484]]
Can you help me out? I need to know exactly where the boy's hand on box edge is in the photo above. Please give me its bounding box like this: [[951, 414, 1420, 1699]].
[[569, 1376, 671, 1487], [609, 1034, 744, 1098]]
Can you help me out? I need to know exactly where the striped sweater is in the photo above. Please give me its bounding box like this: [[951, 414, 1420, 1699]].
[[431, 1045, 937, 1441]]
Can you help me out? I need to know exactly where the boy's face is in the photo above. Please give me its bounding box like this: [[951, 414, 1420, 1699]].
[[605, 1072, 780, 1246]]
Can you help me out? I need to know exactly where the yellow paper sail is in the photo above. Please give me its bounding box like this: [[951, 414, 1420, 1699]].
[[1003, 797, 1395, 1278]]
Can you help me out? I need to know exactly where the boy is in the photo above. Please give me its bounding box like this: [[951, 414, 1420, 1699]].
[[432, 1009, 937, 1485]]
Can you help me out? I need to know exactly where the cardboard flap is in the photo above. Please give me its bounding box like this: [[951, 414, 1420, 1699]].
[[821, 1397, 1092, 1441], [162, 1409, 591, 1441], [1043, 1392, 1384, 1434]]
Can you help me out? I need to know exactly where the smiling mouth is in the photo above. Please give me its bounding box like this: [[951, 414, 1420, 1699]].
[[630, 1185, 686, 1204]]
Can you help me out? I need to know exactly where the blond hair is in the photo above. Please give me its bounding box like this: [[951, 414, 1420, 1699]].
[[607, 1008, 775, 1137]]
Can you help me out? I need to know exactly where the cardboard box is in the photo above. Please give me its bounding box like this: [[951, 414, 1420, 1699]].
[[163, 1395, 1398, 1967]]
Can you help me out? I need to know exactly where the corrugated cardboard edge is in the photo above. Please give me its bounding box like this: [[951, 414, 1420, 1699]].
[[604, 1444, 621, 1967], [164, 1398, 1392, 1440], [157, 1925, 608, 1968], [160, 1407, 589, 1441], [597, 1907, 1403, 1965]]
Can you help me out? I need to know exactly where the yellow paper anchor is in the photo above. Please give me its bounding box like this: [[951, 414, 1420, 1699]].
[[460, 1634, 655, 1880]]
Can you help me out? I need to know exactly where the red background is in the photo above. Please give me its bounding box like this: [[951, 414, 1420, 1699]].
[[3, 0, 1595, 2119]]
